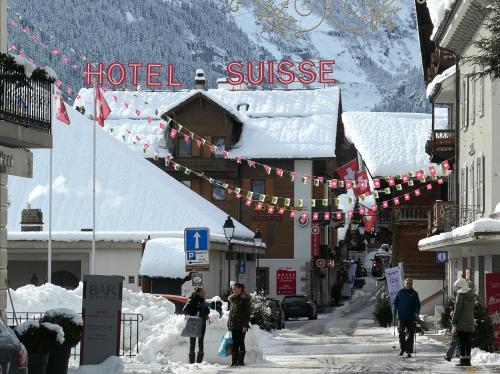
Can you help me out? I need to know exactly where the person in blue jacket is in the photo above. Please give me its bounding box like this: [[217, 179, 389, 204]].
[[393, 277, 421, 358]]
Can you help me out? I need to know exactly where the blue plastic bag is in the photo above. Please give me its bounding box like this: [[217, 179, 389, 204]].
[[217, 331, 233, 357]]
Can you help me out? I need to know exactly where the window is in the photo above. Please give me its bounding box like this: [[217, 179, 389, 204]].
[[212, 137, 226, 158], [128, 275, 135, 284], [177, 137, 192, 156], [251, 179, 265, 196], [477, 156, 485, 213], [182, 180, 191, 188], [460, 78, 465, 129], [212, 185, 226, 200], [465, 77, 469, 129], [470, 163, 475, 209]]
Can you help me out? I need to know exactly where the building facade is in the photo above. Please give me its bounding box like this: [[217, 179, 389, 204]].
[[0, 0, 53, 317]]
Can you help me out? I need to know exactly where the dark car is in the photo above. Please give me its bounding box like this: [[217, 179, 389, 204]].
[[371, 253, 392, 277], [0, 318, 28, 374], [281, 295, 317, 321], [266, 298, 285, 329]]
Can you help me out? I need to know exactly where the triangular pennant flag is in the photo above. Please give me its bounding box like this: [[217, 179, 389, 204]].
[[290, 172, 297, 182], [245, 199, 252, 206], [387, 176, 395, 186], [271, 196, 278, 205], [415, 189, 421, 197], [159, 122, 166, 130], [384, 188, 391, 195], [284, 198, 290, 207], [338, 180, 344, 188], [429, 165, 437, 176], [223, 150, 229, 159], [324, 212, 330, 221], [359, 206, 365, 215], [236, 156, 242, 164], [246, 191, 253, 200], [209, 145, 217, 154], [169, 128, 178, 138], [183, 134, 190, 144], [347, 210, 353, 218], [275, 168, 283, 177], [313, 178, 320, 187], [301, 176, 307, 184], [135, 108, 141, 117], [322, 199, 328, 206], [297, 199, 303, 208], [373, 179, 381, 189], [313, 212, 319, 221], [267, 206, 275, 214], [438, 178, 444, 184], [195, 139, 202, 148], [441, 160, 450, 171], [263, 165, 272, 174], [393, 197, 400, 205], [311, 200, 316, 208], [278, 208, 285, 215], [336, 212, 342, 220], [345, 180, 353, 189], [147, 116, 153, 124], [256, 202, 263, 211], [404, 193, 410, 201], [290, 210, 297, 218], [222, 183, 229, 189], [402, 175, 409, 184], [373, 191, 379, 198], [184, 168, 191, 176], [396, 184, 402, 191], [234, 187, 241, 195], [56, 96, 70, 125], [124, 102, 129, 109], [329, 179, 338, 189], [334, 198, 340, 207], [247, 160, 256, 168], [408, 180, 414, 186], [426, 183, 433, 190], [259, 194, 266, 203], [113, 94, 118, 102], [382, 201, 389, 209]]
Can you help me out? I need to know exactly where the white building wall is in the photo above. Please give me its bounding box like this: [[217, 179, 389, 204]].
[[95, 247, 142, 292], [293, 160, 313, 260]]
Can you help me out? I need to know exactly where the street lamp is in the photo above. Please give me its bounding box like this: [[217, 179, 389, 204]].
[[223, 216, 235, 288], [253, 229, 262, 287]]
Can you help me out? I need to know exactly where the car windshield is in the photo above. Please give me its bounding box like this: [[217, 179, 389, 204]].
[[283, 296, 306, 303]]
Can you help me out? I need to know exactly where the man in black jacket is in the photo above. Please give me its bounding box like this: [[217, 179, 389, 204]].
[[393, 278, 421, 358], [183, 287, 210, 364]]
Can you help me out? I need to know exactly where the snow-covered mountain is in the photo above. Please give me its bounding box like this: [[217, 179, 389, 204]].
[[7, 0, 429, 112]]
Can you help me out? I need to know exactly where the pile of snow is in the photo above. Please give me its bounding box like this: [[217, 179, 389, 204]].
[[471, 348, 500, 365], [44, 308, 84, 326], [8, 104, 254, 241], [426, 65, 456, 99], [342, 111, 448, 176], [8, 283, 264, 366], [426, 0, 457, 40], [419, 218, 500, 249], [139, 238, 187, 278], [75, 356, 124, 374]]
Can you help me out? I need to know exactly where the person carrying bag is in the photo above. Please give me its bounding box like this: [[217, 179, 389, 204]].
[[182, 287, 210, 364], [227, 282, 252, 367]]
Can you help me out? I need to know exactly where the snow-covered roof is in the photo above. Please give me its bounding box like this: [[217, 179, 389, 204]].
[[341, 111, 448, 176], [426, 0, 457, 40], [73, 87, 341, 159], [8, 105, 254, 240], [139, 238, 187, 278], [419, 218, 500, 250], [426, 65, 456, 99]]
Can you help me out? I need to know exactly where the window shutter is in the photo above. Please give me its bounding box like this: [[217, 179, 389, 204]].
[[470, 70, 475, 125], [470, 163, 475, 209], [203, 180, 212, 201], [465, 166, 469, 207], [191, 179, 201, 194], [465, 77, 469, 129], [265, 178, 274, 198], [480, 155, 485, 213], [202, 136, 212, 157], [479, 69, 484, 117]]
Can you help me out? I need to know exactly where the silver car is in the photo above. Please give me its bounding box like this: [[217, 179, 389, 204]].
[[0, 318, 28, 374]]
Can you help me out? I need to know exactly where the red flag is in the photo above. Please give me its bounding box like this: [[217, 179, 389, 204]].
[[95, 87, 111, 126], [336, 159, 359, 181], [353, 170, 370, 197], [56, 97, 70, 125], [363, 207, 378, 233]]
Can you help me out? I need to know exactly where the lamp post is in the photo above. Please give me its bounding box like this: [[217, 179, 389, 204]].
[[223, 216, 235, 288], [253, 229, 262, 290]]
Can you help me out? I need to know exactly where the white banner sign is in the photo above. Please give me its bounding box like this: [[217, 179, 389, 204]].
[[385, 266, 403, 312]]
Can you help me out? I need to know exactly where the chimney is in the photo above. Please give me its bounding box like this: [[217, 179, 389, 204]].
[[195, 69, 206, 90], [20, 207, 43, 232]]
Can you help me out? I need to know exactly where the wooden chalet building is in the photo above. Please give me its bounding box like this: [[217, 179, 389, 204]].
[[340, 111, 448, 313], [75, 75, 343, 305]]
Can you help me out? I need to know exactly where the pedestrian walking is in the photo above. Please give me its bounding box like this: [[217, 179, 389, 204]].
[[183, 287, 210, 364], [227, 282, 252, 366], [393, 277, 421, 358], [451, 278, 475, 367]]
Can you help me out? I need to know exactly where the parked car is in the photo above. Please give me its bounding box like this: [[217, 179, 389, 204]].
[[371, 253, 392, 277], [155, 294, 189, 314], [266, 298, 285, 329], [281, 295, 317, 321], [0, 318, 28, 374]]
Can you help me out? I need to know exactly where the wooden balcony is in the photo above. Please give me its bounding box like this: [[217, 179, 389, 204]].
[[428, 201, 480, 235], [425, 129, 455, 163], [173, 157, 238, 174], [378, 206, 429, 225]]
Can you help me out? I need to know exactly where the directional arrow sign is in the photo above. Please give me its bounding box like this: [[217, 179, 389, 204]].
[[185, 227, 209, 252], [193, 232, 201, 250]]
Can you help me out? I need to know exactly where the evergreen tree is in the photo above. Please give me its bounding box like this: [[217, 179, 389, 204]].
[[373, 291, 393, 327], [250, 291, 277, 332]]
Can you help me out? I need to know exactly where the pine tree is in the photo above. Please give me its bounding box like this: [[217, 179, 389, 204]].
[[466, 0, 500, 79], [249, 291, 277, 332], [373, 291, 393, 327]]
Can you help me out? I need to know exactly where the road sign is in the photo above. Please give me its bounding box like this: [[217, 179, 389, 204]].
[[191, 272, 203, 287], [315, 258, 326, 268], [239, 260, 246, 274], [185, 228, 209, 252], [186, 264, 209, 272], [435, 251, 448, 264], [186, 251, 209, 264], [297, 214, 309, 227]]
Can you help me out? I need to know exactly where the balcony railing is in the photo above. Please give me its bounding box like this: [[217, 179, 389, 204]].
[[173, 157, 238, 173], [428, 201, 480, 235], [377, 206, 429, 225], [0, 64, 52, 131], [425, 129, 455, 163]]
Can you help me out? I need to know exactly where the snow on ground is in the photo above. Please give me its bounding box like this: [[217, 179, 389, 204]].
[[7, 104, 254, 241], [8, 283, 264, 369], [342, 111, 448, 176], [75, 356, 124, 374], [472, 348, 500, 365]]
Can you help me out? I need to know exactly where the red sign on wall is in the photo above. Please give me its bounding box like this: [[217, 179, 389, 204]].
[[311, 222, 320, 257], [276, 268, 296, 295], [485, 273, 500, 349]]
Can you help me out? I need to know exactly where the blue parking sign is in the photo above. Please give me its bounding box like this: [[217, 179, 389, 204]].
[[187, 251, 196, 261], [185, 228, 209, 252], [436, 251, 448, 264]]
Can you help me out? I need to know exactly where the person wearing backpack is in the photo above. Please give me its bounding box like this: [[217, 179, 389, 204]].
[[183, 287, 210, 364]]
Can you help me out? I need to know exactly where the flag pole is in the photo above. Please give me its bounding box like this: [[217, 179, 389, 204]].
[[48, 146, 52, 283], [92, 83, 96, 275]]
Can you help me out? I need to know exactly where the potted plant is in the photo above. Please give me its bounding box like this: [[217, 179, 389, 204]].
[[41, 308, 83, 374], [14, 320, 64, 374]]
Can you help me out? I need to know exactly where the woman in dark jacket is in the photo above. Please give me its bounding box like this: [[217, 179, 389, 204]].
[[227, 282, 252, 366], [452, 278, 475, 367], [183, 287, 210, 364]]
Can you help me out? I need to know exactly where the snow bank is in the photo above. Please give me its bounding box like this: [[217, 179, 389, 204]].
[[75, 356, 124, 374], [139, 238, 188, 278], [471, 348, 500, 365], [8, 283, 264, 366]]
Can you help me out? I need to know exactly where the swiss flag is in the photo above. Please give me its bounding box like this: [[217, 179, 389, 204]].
[[353, 170, 370, 197], [362, 207, 378, 233], [95, 87, 111, 126], [336, 159, 359, 181], [56, 96, 70, 125]]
